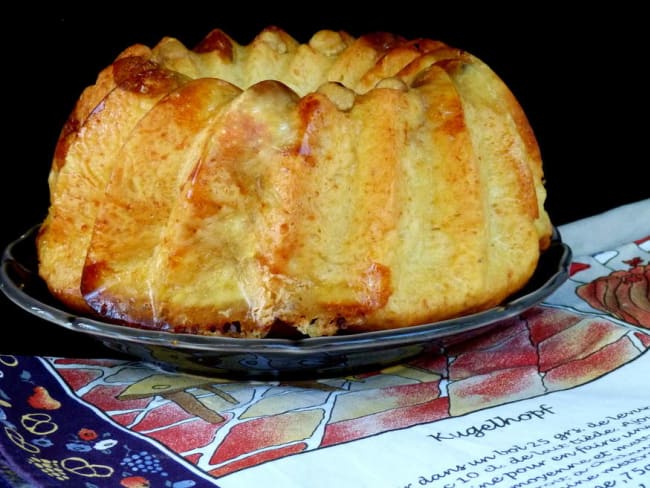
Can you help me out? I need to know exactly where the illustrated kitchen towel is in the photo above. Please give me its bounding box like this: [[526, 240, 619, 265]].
[[0, 198, 649, 487]]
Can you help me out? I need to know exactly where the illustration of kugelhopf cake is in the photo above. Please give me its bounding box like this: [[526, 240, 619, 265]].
[[36, 26, 553, 338]]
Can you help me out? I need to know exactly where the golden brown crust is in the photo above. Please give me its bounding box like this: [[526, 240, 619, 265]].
[[37, 62, 187, 311], [80, 78, 242, 326], [37, 27, 553, 338], [49, 44, 153, 190]]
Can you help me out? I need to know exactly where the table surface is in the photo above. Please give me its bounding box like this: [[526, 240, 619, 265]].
[[2, 11, 647, 358]]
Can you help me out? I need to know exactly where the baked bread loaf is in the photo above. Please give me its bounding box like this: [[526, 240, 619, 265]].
[[36, 26, 553, 338]]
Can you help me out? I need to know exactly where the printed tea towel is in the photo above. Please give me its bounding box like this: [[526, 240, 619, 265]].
[[1, 199, 649, 487]]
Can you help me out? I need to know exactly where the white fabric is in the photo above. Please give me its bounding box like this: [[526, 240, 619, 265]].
[[558, 198, 650, 256]]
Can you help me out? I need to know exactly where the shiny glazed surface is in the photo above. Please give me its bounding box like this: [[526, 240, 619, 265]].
[[2, 226, 571, 378]]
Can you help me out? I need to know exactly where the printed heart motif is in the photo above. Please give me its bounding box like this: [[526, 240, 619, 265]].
[[27, 386, 62, 410]]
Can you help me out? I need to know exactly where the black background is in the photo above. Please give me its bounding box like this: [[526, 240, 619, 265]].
[[2, 9, 646, 356]]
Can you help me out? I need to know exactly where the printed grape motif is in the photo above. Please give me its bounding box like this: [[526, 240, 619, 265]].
[[120, 448, 168, 476]]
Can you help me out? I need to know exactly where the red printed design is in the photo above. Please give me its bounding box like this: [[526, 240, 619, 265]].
[[45, 305, 649, 479], [577, 264, 650, 327]]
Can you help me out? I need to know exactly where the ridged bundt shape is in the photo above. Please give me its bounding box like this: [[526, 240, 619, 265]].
[[36, 26, 553, 338]]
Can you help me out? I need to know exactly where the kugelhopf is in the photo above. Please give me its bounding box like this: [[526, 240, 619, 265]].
[[36, 26, 553, 338]]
